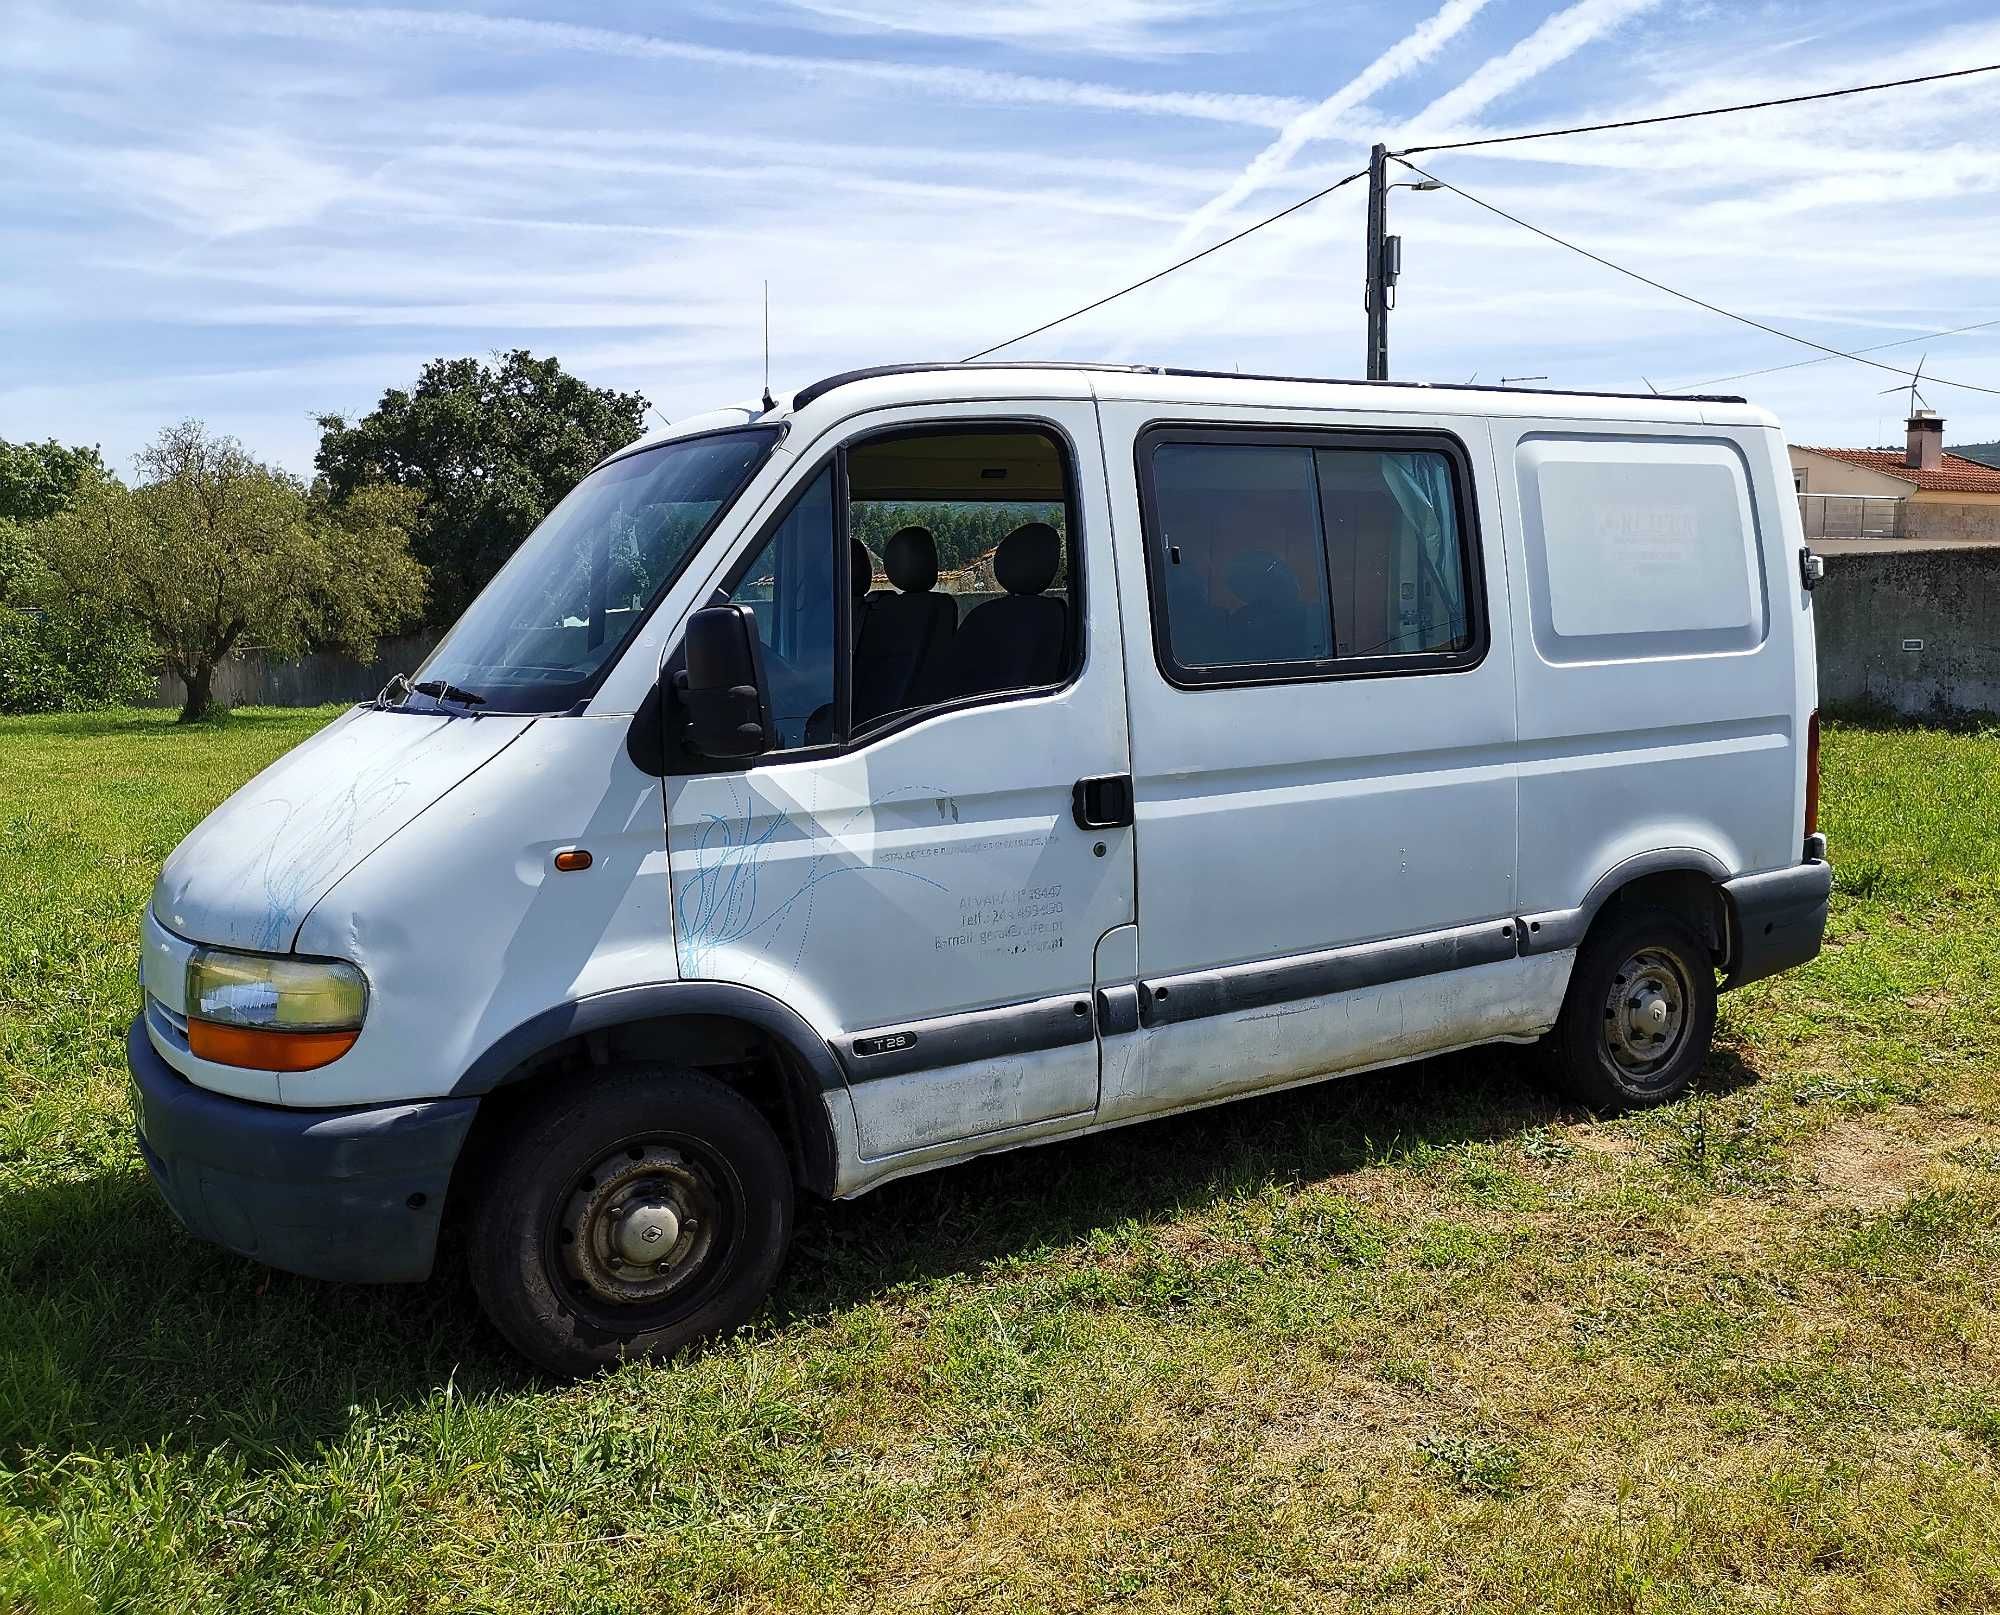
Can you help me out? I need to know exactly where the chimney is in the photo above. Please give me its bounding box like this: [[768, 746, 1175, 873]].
[[1906, 409, 1944, 471]]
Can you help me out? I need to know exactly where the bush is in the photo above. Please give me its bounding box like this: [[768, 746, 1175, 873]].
[[0, 523, 152, 714], [0, 605, 154, 714]]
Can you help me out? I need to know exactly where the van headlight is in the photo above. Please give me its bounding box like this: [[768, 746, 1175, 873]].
[[184, 948, 368, 1071]]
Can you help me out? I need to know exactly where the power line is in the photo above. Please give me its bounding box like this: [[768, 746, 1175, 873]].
[[962, 166, 1368, 362], [1390, 156, 2000, 398], [1673, 315, 2000, 391], [1397, 62, 2000, 156]]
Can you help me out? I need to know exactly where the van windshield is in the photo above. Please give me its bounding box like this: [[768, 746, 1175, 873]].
[[412, 427, 780, 713]]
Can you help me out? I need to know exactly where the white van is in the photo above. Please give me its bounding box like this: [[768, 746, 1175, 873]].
[[130, 362, 1831, 1373]]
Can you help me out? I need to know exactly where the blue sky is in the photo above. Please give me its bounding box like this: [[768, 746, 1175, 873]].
[[6, 0, 1999, 477]]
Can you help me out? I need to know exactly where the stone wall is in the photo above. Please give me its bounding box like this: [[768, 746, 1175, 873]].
[[1815, 546, 2000, 719], [1904, 499, 2000, 543]]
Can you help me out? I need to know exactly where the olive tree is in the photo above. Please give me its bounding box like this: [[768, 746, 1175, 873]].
[[37, 421, 426, 722]]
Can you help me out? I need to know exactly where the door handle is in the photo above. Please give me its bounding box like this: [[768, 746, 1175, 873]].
[[1072, 774, 1134, 830]]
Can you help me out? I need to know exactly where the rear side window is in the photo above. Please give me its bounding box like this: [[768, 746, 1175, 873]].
[[1516, 433, 1766, 662], [1139, 427, 1483, 686]]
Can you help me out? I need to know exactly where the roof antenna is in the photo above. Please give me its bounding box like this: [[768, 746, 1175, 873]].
[[760, 280, 776, 413], [1641, 376, 1661, 395]]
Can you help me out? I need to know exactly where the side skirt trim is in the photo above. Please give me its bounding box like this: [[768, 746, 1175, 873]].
[[837, 992, 1097, 1083], [1135, 918, 1521, 1028]]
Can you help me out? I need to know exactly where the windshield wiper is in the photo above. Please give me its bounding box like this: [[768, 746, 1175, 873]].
[[411, 679, 488, 710], [375, 672, 487, 712]]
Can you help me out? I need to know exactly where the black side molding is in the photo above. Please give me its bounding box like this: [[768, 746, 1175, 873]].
[[837, 993, 1095, 1083], [1135, 919, 1519, 1030], [1721, 858, 1832, 991]]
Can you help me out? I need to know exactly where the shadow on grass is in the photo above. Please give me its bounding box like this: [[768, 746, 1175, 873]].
[[1, 1041, 1766, 1466]]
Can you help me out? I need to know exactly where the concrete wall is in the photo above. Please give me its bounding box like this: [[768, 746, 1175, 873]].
[[1815, 545, 2000, 718], [151, 631, 440, 710], [1906, 495, 2000, 543]]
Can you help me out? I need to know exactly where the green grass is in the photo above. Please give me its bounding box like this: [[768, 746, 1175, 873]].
[[4, 707, 2000, 1611]]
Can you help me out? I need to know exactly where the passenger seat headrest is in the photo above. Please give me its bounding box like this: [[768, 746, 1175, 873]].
[[994, 523, 1060, 596], [851, 537, 873, 598], [884, 526, 939, 593]]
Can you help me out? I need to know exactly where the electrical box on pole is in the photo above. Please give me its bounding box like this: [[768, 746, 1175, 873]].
[[1364, 144, 1390, 380]]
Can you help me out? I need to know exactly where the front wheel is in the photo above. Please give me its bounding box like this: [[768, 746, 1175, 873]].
[[470, 1066, 793, 1377], [1542, 905, 1718, 1112]]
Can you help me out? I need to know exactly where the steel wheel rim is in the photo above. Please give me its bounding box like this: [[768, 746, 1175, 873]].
[[1602, 945, 1692, 1081], [551, 1133, 736, 1325]]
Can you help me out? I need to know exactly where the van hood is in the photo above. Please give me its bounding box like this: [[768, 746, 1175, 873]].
[[153, 707, 533, 953]]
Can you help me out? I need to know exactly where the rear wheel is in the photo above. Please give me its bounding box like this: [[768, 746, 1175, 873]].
[[1543, 905, 1717, 1112], [470, 1066, 792, 1377]]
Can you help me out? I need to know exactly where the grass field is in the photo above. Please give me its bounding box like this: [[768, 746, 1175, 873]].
[[3, 707, 1999, 1612]]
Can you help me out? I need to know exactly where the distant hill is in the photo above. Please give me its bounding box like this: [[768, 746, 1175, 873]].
[[1953, 441, 2000, 468]]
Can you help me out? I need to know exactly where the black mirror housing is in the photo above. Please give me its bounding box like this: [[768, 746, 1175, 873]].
[[678, 604, 774, 758]]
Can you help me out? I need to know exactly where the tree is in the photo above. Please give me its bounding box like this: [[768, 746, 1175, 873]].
[[0, 437, 108, 524], [315, 349, 648, 625], [0, 442, 154, 715], [35, 421, 426, 722]]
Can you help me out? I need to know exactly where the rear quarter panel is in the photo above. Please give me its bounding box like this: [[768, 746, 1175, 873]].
[[1491, 416, 1808, 914]]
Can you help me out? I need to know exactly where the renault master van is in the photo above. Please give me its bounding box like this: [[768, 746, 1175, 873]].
[[129, 363, 1831, 1374]]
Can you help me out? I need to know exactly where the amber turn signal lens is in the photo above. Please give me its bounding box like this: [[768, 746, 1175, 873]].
[[553, 848, 593, 872], [188, 1020, 360, 1072]]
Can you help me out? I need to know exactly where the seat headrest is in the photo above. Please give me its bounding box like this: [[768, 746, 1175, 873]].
[[851, 537, 873, 598], [995, 523, 1060, 596], [884, 526, 939, 593]]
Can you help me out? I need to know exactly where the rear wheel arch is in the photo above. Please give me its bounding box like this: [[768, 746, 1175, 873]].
[[1589, 866, 1728, 962], [451, 986, 842, 1200], [1545, 849, 1731, 964]]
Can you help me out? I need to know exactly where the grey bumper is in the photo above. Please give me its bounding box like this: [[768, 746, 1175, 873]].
[[1721, 855, 1833, 991], [127, 1017, 478, 1283]]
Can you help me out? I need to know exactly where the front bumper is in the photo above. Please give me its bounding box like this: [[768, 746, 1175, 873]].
[[127, 1017, 479, 1283], [1721, 851, 1833, 991]]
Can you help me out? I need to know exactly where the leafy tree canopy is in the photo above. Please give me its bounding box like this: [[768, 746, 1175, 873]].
[[315, 350, 648, 625], [0, 437, 109, 525], [34, 421, 426, 721], [0, 439, 150, 715]]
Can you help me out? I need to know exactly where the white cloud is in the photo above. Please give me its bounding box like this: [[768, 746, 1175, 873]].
[[1173, 0, 1490, 245], [765, 0, 1259, 57], [170, 0, 1309, 127], [1403, 0, 1666, 134]]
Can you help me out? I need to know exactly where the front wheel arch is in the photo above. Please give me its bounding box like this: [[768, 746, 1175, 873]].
[[451, 986, 842, 1200]]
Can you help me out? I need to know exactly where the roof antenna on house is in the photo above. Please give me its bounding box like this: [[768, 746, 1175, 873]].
[[760, 280, 776, 413]]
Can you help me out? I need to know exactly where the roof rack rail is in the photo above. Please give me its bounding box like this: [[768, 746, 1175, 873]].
[[789, 360, 1746, 413]]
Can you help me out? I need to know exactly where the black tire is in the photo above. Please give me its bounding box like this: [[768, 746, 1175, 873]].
[[1542, 904, 1718, 1113], [469, 1065, 792, 1377]]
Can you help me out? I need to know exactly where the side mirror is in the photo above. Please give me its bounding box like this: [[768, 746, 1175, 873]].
[[677, 604, 773, 758]]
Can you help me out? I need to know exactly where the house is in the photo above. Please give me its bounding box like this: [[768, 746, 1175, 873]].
[[1790, 412, 2000, 541]]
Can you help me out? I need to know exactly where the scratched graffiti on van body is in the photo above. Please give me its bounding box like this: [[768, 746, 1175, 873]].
[[676, 780, 952, 976], [242, 765, 419, 951]]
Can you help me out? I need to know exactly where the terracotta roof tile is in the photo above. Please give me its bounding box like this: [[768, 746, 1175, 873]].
[[1792, 446, 2000, 494]]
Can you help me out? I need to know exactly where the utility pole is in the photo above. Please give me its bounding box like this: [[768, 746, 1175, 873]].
[[1364, 143, 1392, 380]]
